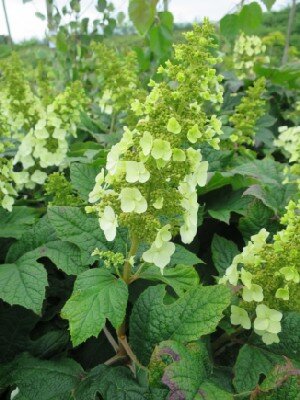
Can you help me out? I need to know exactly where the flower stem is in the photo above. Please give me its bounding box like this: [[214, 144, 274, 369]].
[[122, 235, 139, 284]]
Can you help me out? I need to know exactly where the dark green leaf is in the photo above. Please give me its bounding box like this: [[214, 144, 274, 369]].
[[239, 200, 279, 241], [0, 252, 47, 314], [207, 189, 252, 224], [70, 162, 99, 201], [234, 344, 283, 392], [9, 354, 83, 400], [0, 207, 38, 239], [130, 284, 231, 365], [211, 235, 239, 275]]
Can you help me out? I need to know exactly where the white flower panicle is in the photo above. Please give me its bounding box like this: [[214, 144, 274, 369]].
[[87, 21, 224, 272], [12, 81, 88, 191], [233, 33, 270, 80]]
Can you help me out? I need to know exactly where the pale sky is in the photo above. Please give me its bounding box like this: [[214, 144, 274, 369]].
[[0, 0, 291, 42]]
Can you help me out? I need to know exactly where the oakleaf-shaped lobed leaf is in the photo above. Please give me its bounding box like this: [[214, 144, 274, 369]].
[[61, 269, 128, 346], [233, 344, 283, 393], [130, 284, 231, 365], [149, 340, 232, 400]]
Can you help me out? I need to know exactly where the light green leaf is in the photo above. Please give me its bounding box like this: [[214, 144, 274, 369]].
[[261, 0, 276, 11], [233, 344, 283, 392], [61, 269, 128, 346], [211, 235, 239, 275], [149, 12, 174, 60], [0, 252, 47, 315], [239, 2, 263, 34], [220, 14, 240, 38], [128, 0, 158, 36], [35, 11, 46, 20], [140, 264, 199, 296], [70, 162, 99, 201], [130, 284, 231, 365], [0, 206, 38, 239]]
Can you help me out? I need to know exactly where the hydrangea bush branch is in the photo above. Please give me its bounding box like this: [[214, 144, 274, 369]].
[[87, 20, 223, 284]]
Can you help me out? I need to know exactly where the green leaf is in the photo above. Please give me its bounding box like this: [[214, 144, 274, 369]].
[[28, 330, 70, 359], [61, 269, 128, 346], [149, 12, 174, 60], [70, 162, 99, 201], [255, 64, 300, 90], [39, 241, 85, 275], [238, 199, 279, 241], [219, 14, 240, 38], [261, 0, 276, 11], [0, 252, 47, 315], [75, 365, 167, 399], [211, 235, 239, 275], [96, 0, 107, 12], [197, 380, 233, 399], [207, 189, 252, 224], [170, 244, 203, 266], [199, 172, 253, 195], [128, 0, 158, 36], [239, 2, 263, 34], [140, 264, 199, 296], [6, 218, 85, 275], [263, 312, 300, 362], [149, 341, 232, 400], [6, 217, 56, 262], [130, 284, 231, 365], [243, 182, 298, 215], [231, 159, 284, 186], [0, 305, 38, 363], [9, 354, 83, 400], [47, 207, 108, 264], [0, 206, 38, 239], [70, 0, 81, 12], [233, 344, 283, 392], [35, 11, 46, 20]]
